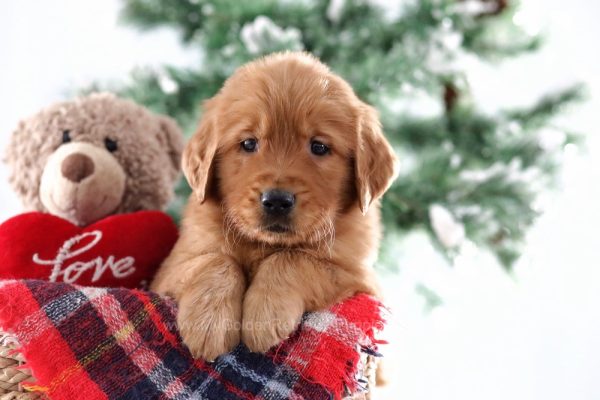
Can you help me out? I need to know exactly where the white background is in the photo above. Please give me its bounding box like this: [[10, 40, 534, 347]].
[[1, 1, 599, 399]]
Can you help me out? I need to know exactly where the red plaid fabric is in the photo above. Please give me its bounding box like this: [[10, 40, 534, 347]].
[[0, 280, 385, 400]]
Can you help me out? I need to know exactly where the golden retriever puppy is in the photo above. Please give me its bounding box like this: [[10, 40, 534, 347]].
[[151, 52, 398, 361]]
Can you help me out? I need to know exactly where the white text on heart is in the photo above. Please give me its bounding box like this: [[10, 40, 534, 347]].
[[32, 231, 136, 283]]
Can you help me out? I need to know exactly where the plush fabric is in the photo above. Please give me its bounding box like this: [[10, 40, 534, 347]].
[[0, 280, 384, 400], [39, 141, 128, 226], [4, 93, 184, 226], [0, 212, 178, 288]]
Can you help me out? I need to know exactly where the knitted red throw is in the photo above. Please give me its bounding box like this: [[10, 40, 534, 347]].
[[0, 280, 385, 400]]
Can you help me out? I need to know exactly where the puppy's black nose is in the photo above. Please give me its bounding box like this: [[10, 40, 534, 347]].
[[261, 189, 295, 216]]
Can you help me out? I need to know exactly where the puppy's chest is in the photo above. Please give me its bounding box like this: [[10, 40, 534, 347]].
[[225, 243, 316, 282], [226, 244, 273, 281]]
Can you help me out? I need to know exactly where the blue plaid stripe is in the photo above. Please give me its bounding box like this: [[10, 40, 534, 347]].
[[15, 281, 352, 399]]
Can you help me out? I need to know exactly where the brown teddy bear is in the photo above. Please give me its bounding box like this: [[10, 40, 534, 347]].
[[4, 92, 184, 226], [0, 93, 184, 288]]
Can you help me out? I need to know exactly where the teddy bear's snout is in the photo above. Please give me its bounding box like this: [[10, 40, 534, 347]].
[[61, 153, 95, 183], [39, 141, 127, 226]]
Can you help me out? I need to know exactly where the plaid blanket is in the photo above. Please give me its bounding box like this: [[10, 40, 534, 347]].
[[0, 280, 384, 400]]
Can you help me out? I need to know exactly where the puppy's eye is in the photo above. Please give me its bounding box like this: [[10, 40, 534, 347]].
[[241, 138, 258, 153], [310, 140, 330, 156], [62, 130, 71, 144], [104, 137, 118, 152]]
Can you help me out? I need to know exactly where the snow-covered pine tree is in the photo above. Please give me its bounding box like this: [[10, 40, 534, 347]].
[[108, 0, 581, 271]]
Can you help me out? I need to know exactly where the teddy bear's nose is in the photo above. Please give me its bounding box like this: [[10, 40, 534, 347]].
[[61, 153, 95, 183]]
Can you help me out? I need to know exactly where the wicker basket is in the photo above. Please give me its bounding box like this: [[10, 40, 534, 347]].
[[0, 330, 375, 400], [0, 333, 44, 400]]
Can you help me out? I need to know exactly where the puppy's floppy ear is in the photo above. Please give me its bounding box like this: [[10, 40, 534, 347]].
[[355, 104, 399, 215], [182, 100, 219, 203]]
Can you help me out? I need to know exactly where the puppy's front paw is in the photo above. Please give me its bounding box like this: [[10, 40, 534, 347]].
[[177, 289, 242, 361], [241, 287, 304, 353]]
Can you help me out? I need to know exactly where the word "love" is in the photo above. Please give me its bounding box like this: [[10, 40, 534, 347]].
[[32, 231, 136, 284]]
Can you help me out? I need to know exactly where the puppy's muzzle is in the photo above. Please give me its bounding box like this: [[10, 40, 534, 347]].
[[261, 189, 296, 233], [261, 189, 295, 217]]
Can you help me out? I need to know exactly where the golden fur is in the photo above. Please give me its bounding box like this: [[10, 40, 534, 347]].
[[151, 52, 398, 361]]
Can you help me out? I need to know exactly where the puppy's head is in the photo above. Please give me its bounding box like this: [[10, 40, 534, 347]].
[[184, 52, 398, 245]]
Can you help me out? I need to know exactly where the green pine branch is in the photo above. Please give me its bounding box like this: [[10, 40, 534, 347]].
[[103, 0, 584, 272]]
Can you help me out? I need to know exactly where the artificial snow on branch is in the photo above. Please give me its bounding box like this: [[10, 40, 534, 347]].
[[113, 0, 582, 272]]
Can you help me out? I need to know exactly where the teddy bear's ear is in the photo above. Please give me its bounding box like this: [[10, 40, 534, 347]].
[[4, 120, 45, 211], [156, 116, 185, 180]]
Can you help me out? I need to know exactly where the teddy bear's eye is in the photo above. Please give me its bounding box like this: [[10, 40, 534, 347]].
[[62, 130, 71, 144], [104, 137, 118, 153]]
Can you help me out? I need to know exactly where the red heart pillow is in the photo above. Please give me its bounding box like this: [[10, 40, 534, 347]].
[[0, 211, 178, 288]]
